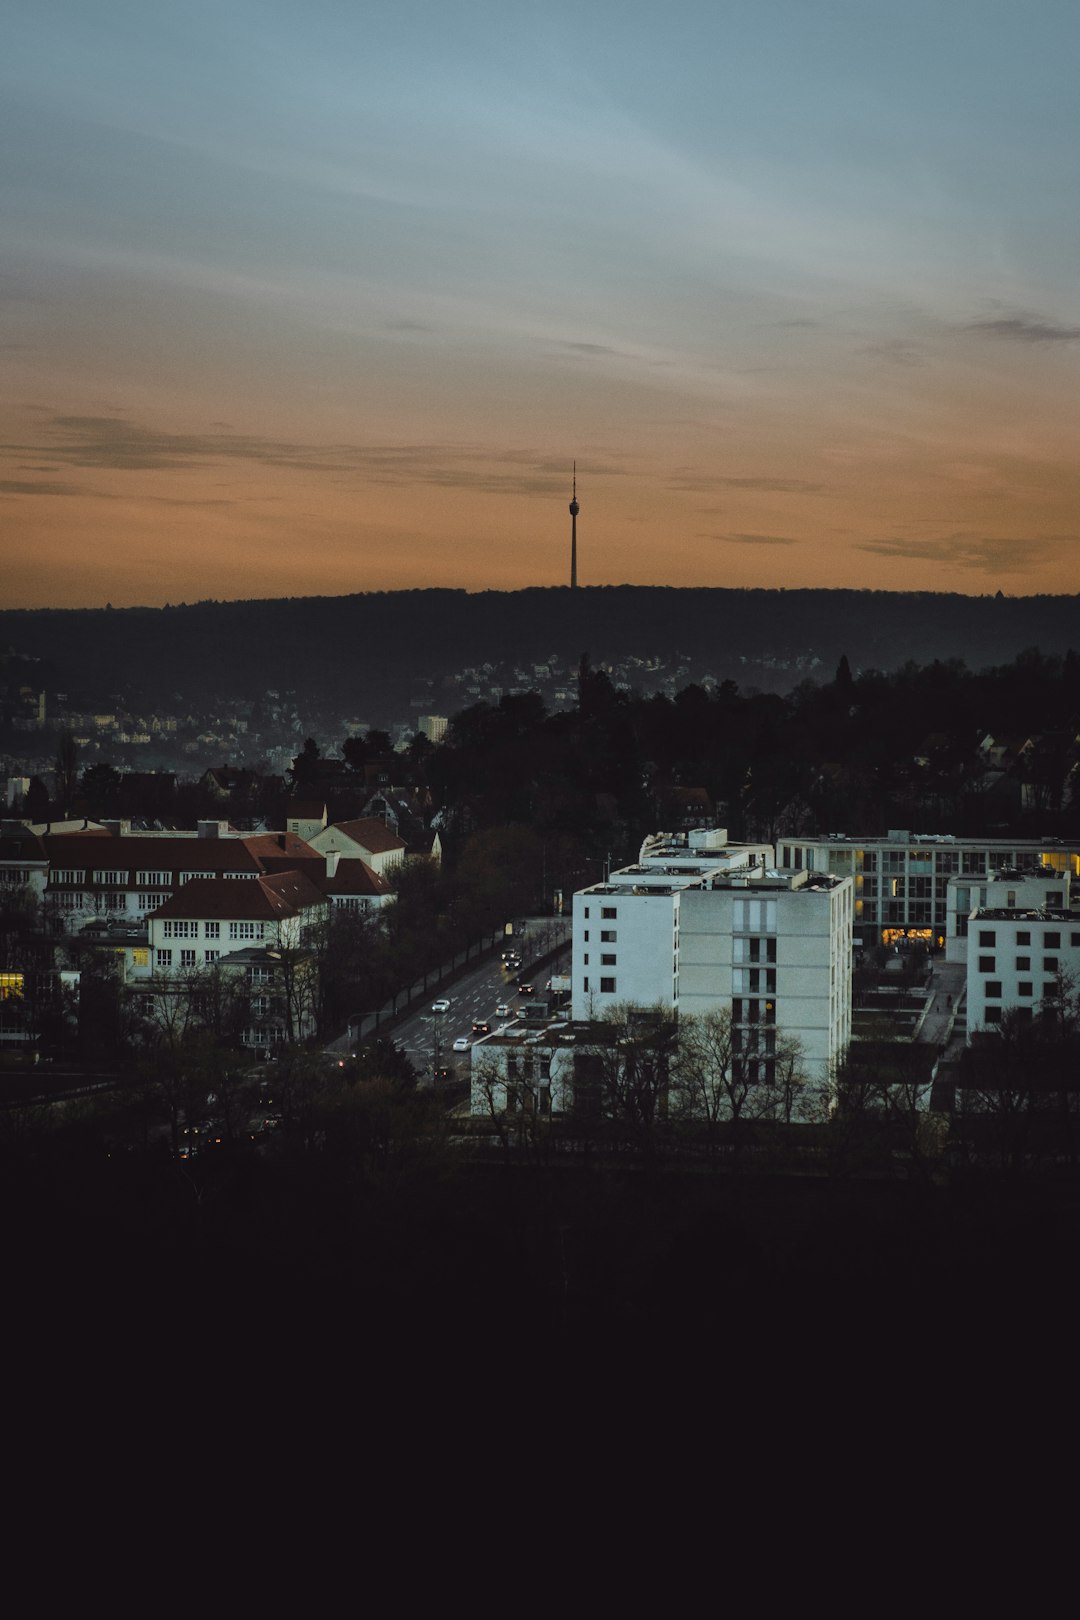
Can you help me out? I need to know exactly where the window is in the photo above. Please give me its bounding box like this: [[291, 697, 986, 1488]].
[[1015, 957, 1030, 972], [583, 930, 589, 941], [1047, 892, 1064, 909], [137, 871, 170, 887], [138, 892, 168, 912], [93, 869, 126, 885], [1018, 982, 1033, 997], [984, 1007, 1001, 1024], [984, 982, 1002, 998], [180, 871, 215, 884], [978, 956, 995, 973], [1017, 930, 1031, 945], [600, 977, 616, 994], [583, 907, 590, 918], [601, 953, 616, 966], [156, 949, 172, 968], [600, 930, 616, 943], [104, 892, 126, 911], [205, 950, 219, 964], [230, 921, 257, 940], [978, 930, 996, 946], [601, 907, 617, 920], [163, 920, 198, 939], [1072, 933, 1080, 948], [1045, 931, 1061, 948], [52, 869, 83, 885], [582, 977, 589, 993], [180, 949, 196, 968], [205, 921, 219, 938]]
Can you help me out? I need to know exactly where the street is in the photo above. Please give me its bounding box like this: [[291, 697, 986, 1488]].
[[384, 917, 571, 1085]]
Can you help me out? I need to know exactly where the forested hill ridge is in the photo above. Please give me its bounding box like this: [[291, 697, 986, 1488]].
[[3, 587, 1078, 713]]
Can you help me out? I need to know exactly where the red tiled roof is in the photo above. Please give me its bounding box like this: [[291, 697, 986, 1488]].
[[149, 872, 326, 921], [325, 817, 405, 854], [244, 832, 320, 861], [321, 858, 389, 897]]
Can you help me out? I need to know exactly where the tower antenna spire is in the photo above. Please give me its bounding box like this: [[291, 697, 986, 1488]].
[[569, 461, 580, 589]]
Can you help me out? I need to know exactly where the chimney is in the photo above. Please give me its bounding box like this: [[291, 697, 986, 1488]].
[[325, 850, 340, 880]]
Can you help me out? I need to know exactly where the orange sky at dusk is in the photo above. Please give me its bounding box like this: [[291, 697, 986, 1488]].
[[5, 2, 1080, 608]]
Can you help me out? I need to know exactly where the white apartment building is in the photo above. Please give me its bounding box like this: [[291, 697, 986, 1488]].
[[945, 868, 1072, 962], [965, 907, 1080, 1036], [572, 829, 853, 1082], [778, 831, 1080, 950]]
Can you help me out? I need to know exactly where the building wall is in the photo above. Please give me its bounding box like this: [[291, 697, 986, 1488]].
[[571, 860, 853, 1082], [966, 913, 1080, 1034], [781, 834, 1080, 947], [571, 888, 680, 1017], [945, 870, 1072, 963]]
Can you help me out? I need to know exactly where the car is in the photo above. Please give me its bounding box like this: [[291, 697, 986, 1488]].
[[431, 998, 451, 1014], [518, 983, 535, 996], [452, 1035, 470, 1052], [495, 1003, 511, 1018], [472, 1021, 491, 1035], [432, 1065, 450, 1081]]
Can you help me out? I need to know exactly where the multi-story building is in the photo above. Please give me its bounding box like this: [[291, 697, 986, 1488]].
[[945, 868, 1072, 962], [144, 873, 330, 1050], [571, 829, 852, 1083], [965, 906, 1080, 1036], [146, 873, 329, 973], [38, 822, 387, 932], [778, 831, 1080, 950]]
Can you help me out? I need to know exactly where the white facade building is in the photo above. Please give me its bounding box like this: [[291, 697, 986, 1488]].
[[778, 830, 1080, 949], [945, 868, 1072, 962], [966, 907, 1080, 1036], [571, 829, 853, 1083]]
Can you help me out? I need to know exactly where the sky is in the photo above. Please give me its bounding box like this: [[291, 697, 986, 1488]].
[[4, 0, 1080, 608]]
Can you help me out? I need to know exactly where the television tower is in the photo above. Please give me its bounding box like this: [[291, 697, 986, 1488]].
[[569, 462, 580, 589]]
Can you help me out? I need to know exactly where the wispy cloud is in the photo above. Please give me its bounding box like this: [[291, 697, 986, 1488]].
[[0, 478, 102, 497], [4, 415, 595, 499], [671, 471, 823, 493], [857, 533, 1071, 572], [704, 531, 800, 547], [964, 312, 1080, 344]]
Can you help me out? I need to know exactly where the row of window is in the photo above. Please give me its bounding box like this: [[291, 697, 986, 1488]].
[[979, 929, 1074, 948], [981, 981, 1057, 1000], [979, 956, 1059, 974], [158, 920, 273, 940], [156, 948, 221, 969]]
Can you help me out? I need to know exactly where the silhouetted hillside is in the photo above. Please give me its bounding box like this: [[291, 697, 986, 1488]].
[[3, 587, 1077, 713]]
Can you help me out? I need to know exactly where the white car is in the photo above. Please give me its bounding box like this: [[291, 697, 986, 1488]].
[[495, 1003, 512, 1019], [431, 998, 451, 1014], [452, 1035, 470, 1052]]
